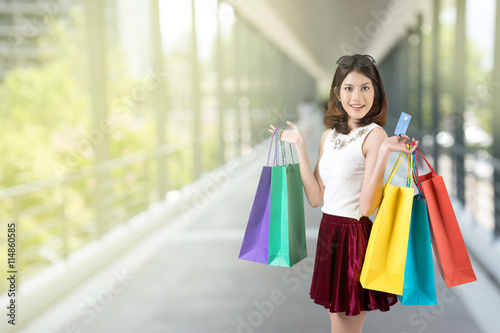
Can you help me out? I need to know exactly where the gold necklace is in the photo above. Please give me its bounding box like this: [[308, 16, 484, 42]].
[[331, 128, 369, 150]]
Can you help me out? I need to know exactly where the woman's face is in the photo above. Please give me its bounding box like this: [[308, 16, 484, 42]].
[[338, 70, 374, 125]]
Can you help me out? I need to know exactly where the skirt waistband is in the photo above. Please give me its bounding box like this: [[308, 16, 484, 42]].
[[321, 213, 371, 224]]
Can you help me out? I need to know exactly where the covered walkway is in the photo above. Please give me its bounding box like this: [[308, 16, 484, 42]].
[[20, 124, 495, 333], [1, 0, 500, 332]]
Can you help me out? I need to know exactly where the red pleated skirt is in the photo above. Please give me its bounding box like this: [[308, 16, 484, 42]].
[[309, 213, 398, 316]]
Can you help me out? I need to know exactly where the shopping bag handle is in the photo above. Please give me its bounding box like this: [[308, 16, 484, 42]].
[[412, 144, 437, 176], [384, 152, 405, 195], [406, 146, 413, 188], [412, 152, 424, 194], [267, 127, 280, 166], [409, 142, 424, 195], [279, 129, 286, 166], [275, 129, 285, 166], [278, 132, 295, 165], [273, 129, 287, 167], [384, 148, 414, 196], [267, 127, 296, 167]]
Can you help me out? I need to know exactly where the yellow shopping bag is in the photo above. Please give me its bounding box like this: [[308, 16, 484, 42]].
[[360, 151, 414, 295]]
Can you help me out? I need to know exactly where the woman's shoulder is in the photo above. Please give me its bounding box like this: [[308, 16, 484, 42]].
[[364, 122, 383, 130], [361, 122, 385, 137], [365, 124, 387, 140], [361, 125, 388, 156], [321, 128, 333, 140], [322, 128, 333, 136]]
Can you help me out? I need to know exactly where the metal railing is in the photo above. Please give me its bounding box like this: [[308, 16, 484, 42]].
[[0, 105, 291, 294], [447, 144, 496, 232], [394, 114, 498, 235], [0, 139, 194, 292]]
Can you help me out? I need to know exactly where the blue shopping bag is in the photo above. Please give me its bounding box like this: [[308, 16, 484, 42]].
[[398, 151, 437, 305]]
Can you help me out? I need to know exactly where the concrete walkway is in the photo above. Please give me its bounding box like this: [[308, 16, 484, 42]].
[[21, 124, 489, 333]]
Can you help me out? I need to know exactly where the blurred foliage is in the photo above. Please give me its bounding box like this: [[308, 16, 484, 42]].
[[0, 2, 297, 296], [0, 7, 191, 294], [419, 21, 493, 151], [0, 10, 166, 188]]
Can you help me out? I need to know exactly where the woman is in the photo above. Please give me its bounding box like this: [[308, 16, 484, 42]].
[[269, 54, 418, 333]]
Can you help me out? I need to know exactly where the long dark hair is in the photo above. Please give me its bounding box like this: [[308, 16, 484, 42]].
[[324, 54, 388, 134]]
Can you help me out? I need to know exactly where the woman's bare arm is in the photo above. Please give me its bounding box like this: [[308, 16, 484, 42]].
[[359, 129, 418, 216], [269, 121, 327, 208]]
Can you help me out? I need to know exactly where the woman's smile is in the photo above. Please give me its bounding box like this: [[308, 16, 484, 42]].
[[350, 104, 365, 111]]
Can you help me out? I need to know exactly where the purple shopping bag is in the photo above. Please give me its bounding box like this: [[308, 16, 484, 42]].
[[238, 167, 272, 263], [238, 128, 279, 264]]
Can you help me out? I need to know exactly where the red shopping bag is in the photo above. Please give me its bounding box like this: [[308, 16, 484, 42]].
[[414, 146, 476, 288]]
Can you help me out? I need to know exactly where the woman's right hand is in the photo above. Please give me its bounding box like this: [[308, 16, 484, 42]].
[[382, 134, 418, 154], [268, 121, 305, 147]]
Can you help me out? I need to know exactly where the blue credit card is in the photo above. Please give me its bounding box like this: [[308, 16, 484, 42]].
[[394, 112, 412, 135]]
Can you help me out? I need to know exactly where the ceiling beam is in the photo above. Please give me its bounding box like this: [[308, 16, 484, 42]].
[[365, 0, 432, 61], [227, 0, 331, 83]]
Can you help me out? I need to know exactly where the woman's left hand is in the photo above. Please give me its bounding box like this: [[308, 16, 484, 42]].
[[382, 134, 418, 154]]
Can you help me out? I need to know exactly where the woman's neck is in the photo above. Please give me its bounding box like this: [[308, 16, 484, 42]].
[[347, 119, 358, 134]]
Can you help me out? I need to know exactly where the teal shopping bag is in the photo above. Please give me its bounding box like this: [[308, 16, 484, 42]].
[[268, 130, 307, 267], [398, 152, 437, 305]]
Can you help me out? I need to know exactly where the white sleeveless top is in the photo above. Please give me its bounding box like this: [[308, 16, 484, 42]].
[[319, 122, 382, 220]]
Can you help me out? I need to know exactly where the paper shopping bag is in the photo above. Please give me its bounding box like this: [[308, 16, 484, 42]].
[[398, 151, 437, 305], [360, 152, 414, 295], [398, 195, 437, 305], [268, 130, 307, 267], [415, 147, 476, 288], [238, 167, 272, 264], [239, 128, 279, 264]]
